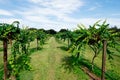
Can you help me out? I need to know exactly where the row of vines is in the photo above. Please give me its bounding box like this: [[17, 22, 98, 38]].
[[0, 21, 48, 80], [55, 20, 120, 80]]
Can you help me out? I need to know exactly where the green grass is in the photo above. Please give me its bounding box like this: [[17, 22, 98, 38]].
[[19, 37, 89, 80]]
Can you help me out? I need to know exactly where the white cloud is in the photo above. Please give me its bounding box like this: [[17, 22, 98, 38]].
[[29, 0, 84, 14], [25, 15, 57, 23], [0, 0, 120, 31], [0, 9, 13, 16], [12, 0, 84, 28], [107, 18, 120, 27]]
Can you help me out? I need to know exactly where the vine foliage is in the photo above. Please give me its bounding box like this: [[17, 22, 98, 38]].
[[8, 28, 31, 79]]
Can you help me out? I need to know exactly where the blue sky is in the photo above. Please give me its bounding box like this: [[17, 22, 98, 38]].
[[0, 0, 120, 31]]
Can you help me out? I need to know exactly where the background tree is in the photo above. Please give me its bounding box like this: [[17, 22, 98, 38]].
[[46, 29, 57, 35]]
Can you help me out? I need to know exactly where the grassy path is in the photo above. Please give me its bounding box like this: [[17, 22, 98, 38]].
[[19, 37, 89, 80]]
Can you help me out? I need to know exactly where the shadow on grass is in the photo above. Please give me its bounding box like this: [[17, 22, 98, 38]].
[[29, 47, 43, 55], [0, 48, 3, 52], [0, 66, 3, 80], [61, 55, 119, 80], [57, 46, 68, 51], [55, 38, 63, 44], [61, 55, 80, 73]]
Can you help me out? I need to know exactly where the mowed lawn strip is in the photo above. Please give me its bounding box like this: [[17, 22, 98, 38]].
[[19, 37, 89, 80]]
